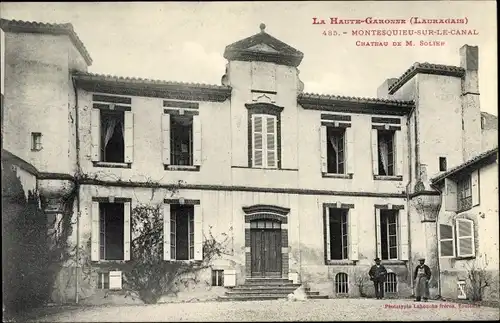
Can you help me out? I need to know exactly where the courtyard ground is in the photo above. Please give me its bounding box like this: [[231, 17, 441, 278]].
[[18, 298, 500, 322]]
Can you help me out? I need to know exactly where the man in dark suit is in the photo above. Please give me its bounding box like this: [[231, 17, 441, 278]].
[[369, 257, 388, 299]]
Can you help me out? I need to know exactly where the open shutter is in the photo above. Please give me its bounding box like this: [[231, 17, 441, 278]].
[[162, 113, 171, 165], [320, 126, 328, 173], [456, 218, 475, 257], [163, 204, 171, 260], [371, 129, 379, 176], [346, 127, 354, 174], [193, 115, 202, 166], [124, 111, 134, 163], [438, 224, 455, 257], [91, 201, 100, 261], [471, 170, 480, 206], [252, 115, 264, 167], [91, 108, 100, 162], [444, 178, 458, 212], [194, 204, 203, 260], [266, 116, 277, 168], [123, 202, 131, 261], [395, 130, 404, 176], [349, 208, 359, 260], [325, 207, 331, 261], [399, 210, 409, 260], [375, 208, 381, 258]]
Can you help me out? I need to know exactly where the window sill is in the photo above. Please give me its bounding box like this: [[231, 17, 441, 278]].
[[326, 260, 358, 266], [93, 161, 131, 169], [164, 165, 200, 172], [164, 259, 203, 264], [374, 175, 403, 181], [455, 256, 476, 260], [381, 260, 406, 265], [93, 260, 128, 265], [322, 173, 353, 179]]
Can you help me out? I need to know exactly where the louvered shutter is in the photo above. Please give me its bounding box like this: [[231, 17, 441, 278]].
[[163, 204, 171, 260], [371, 129, 379, 176], [193, 115, 202, 166], [162, 114, 171, 165], [194, 204, 203, 261], [456, 219, 475, 257], [91, 109, 101, 162], [471, 170, 480, 206], [349, 208, 359, 260], [320, 126, 328, 173], [91, 201, 100, 261], [346, 127, 354, 174], [375, 208, 381, 258], [266, 116, 277, 168], [438, 224, 455, 257], [252, 115, 264, 167], [123, 202, 131, 261], [395, 130, 404, 176], [444, 178, 458, 212], [124, 111, 134, 163], [399, 210, 409, 260]]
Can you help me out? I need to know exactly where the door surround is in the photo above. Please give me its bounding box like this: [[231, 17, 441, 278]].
[[243, 204, 290, 278]]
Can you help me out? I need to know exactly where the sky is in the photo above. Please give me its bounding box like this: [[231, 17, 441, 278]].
[[1, 1, 497, 115]]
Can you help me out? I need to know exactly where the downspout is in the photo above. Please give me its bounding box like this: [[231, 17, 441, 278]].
[[71, 74, 82, 304], [405, 106, 415, 292], [430, 181, 443, 298]]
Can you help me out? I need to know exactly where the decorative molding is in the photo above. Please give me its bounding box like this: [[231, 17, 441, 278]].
[[321, 114, 352, 122], [164, 199, 201, 205], [371, 117, 401, 124], [374, 204, 405, 210], [242, 204, 291, 216], [92, 103, 132, 112], [408, 190, 440, 198], [163, 109, 199, 116], [323, 203, 355, 209], [93, 94, 132, 105], [245, 102, 284, 114], [92, 197, 132, 203], [321, 121, 351, 128], [163, 100, 199, 109]]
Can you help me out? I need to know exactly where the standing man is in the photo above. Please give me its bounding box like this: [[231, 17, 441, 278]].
[[414, 258, 432, 302], [369, 257, 387, 299]]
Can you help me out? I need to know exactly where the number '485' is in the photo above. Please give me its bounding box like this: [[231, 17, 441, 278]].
[[323, 30, 339, 36]]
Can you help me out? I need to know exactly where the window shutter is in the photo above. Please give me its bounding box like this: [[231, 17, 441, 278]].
[[444, 178, 458, 212], [193, 204, 203, 261], [163, 204, 171, 261], [193, 115, 202, 166], [162, 113, 171, 165], [320, 126, 328, 173], [349, 209, 359, 261], [399, 210, 409, 260], [395, 130, 404, 176], [91, 109, 100, 162], [456, 218, 475, 257], [124, 111, 134, 163], [325, 207, 331, 261], [265, 116, 277, 168], [252, 115, 264, 167], [123, 202, 131, 261], [91, 201, 100, 261], [345, 127, 354, 174], [371, 129, 379, 176], [438, 224, 455, 257], [471, 170, 480, 206], [375, 208, 381, 258]]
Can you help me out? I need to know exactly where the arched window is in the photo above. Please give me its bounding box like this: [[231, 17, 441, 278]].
[[335, 272, 349, 295], [385, 272, 398, 294]]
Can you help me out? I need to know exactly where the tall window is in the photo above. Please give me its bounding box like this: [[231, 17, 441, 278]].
[[438, 224, 455, 257], [377, 130, 395, 176], [99, 203, 125, 260], [380, 210, 398, 260], [327, 127, 345, 174], [251, 114, 277, 168], [170, 204, 195, 260], [100, 110, 125, 163], [457, 176, 472, 212], [170, 115, 193, 166], [327, 208, 349, 260]]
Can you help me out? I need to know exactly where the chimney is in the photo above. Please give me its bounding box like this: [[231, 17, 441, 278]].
[[459, 45, 482, 160], [376, 78, 398, 99]]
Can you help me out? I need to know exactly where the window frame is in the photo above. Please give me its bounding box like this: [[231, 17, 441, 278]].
[[438, 223, 456, 258], [379, 209, 400, 261], [326, 127, 346, 175], [251, 113, 278, 169], [169, 205, 195, 261], [170, 114, 194, 166], [457, 175, 473, 212], [326, 208, 350, 261], [377, 130, 395, 176], [31, 132, 42, 151], [455, 218, 475, 258]]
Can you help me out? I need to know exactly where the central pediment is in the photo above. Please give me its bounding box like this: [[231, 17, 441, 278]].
[[223, 23, 304, 67]]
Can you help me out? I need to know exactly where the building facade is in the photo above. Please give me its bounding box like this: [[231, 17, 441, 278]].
[[1, 19, 497, 304]]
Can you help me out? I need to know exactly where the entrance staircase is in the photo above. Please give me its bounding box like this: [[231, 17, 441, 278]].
[[219, 278, 329, 301]]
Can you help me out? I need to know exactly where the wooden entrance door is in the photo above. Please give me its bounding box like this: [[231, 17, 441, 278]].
[[250, 220, 282, 277]]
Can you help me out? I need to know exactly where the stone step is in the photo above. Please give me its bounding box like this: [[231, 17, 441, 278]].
[[226, 290, 319, 296], [219, 294, 287, 300], [218, 295, 283, 302], [308, 294, 329, 299], [231, 285, 303, 291], [245, 278, 294, 284], [243, 281, 298, 286]]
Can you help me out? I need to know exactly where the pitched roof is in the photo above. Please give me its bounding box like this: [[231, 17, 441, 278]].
[[298, 92, 414, 107], [388, 63, 465, 94], [431, 147, 498, 184], [0, 18, 92, 66], [223, 23, 304, 67]]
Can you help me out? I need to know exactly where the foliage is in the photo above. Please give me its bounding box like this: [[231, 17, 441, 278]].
[[120, 204, 232, 304], [464, 256, 492, 301], [352, 271, 370, 297]]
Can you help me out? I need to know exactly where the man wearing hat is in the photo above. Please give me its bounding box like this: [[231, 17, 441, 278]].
[[369, 257, 388, 299], [413, 258, 432, 302]]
